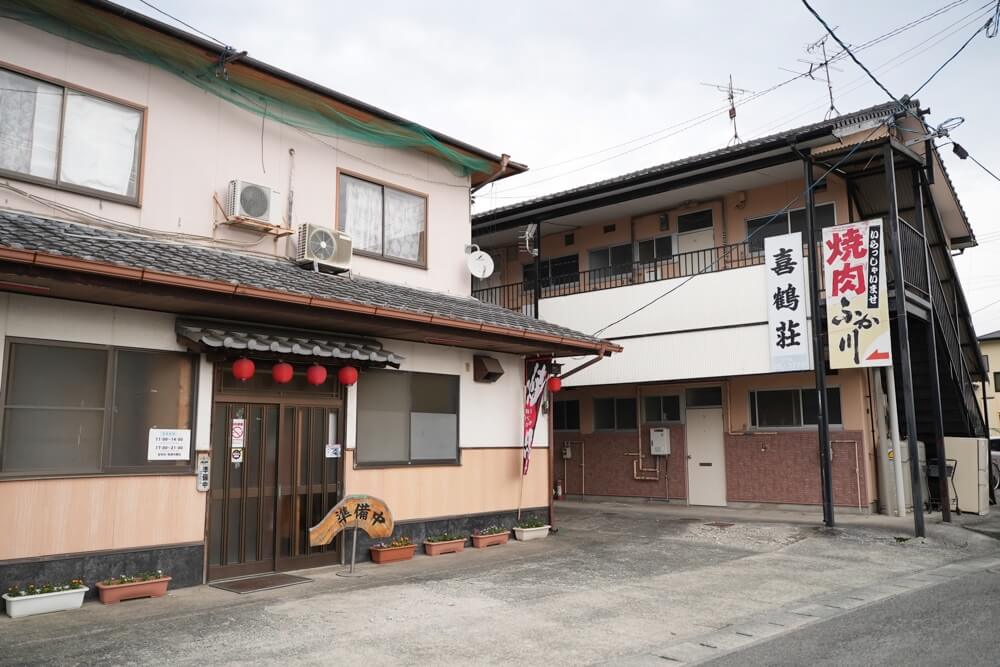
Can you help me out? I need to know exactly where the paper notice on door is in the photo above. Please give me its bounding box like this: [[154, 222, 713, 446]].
[[325, 444, 342, 459]]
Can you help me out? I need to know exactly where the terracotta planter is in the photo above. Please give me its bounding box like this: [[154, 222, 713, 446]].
[[96, 577, 171, 604], [423, 538, 466, 556], [370, 544, 416, 564], [471, 532, 510, 548]]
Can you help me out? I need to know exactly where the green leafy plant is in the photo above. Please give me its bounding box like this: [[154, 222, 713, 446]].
[[516, 517, 546, 529], [5, 579, 85, 597], [425, 533, 465, 543], [102, 569, 164, 586], [472, 525, 507, 536], [372, 536, 413, 549]]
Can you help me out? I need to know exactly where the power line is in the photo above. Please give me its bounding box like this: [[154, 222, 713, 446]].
[[590, 123, 884, 338], [972, 295, 1000, 314], [910, 13, 995, 96], [490, 1, 978, 197], [136, 0, 229, 46], [801, 0, 903, 106]]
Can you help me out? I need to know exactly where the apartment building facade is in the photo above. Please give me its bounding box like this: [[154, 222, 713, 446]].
[[473, 103, 987, 514], [0, 0, 617, 595]]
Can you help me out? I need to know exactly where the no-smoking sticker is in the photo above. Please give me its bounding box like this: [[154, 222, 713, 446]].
[[231, 418, 246, 449]]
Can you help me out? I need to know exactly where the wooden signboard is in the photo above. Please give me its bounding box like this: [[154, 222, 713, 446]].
[[309, 494, 394, 547]]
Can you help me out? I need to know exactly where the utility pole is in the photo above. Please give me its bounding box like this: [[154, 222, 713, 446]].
[[882, 143, 925, 538], [802, 155, 835, 527]]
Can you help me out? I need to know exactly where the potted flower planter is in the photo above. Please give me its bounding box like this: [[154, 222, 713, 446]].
[[513, 524, 551, 541], [423, 537, 466, 556], [370, 543, 417, 564], [3, 585, 88, 619], [471, 530, 510, 548], [96, 575, 171, 604]]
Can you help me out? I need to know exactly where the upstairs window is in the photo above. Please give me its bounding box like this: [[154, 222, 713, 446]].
[[589, 243, 633, 276], [749, 387, 842, 428], [0, 67, 143, 203], [523, 254, 579, 291], [338, 173, 427, 267], [638, 236, 673, 263], [746, 203, 836, 253]]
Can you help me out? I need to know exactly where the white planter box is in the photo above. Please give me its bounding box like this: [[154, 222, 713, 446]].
[[513, 525, 550, 541], [3, 586, 89, 618]]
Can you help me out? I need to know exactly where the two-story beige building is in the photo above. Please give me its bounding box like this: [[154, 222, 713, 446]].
[[0, 0, 618, 594], [473, 103, 987, 516]]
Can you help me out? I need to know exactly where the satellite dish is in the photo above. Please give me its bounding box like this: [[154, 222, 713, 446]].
[[466, 246, 495, 279]]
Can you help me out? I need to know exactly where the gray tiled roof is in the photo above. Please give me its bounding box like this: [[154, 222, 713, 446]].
[[176, 320, 404, 367], [0, 210, 608, 346], [473, 102, 913, 223]]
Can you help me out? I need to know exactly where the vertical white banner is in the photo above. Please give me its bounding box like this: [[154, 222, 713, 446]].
[[765, 232, 811, 371], [823, 219, 892, 368]]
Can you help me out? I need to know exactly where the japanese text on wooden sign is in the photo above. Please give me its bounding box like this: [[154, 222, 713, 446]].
[[822, 219, 892, 368], [309, 495, 394, 546], [765, 233, 811, 372]]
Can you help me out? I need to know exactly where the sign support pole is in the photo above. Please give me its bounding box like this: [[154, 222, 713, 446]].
[[802, 156, 835, 527], [336, 522, 365, 578], [882, 143, 925, 538]]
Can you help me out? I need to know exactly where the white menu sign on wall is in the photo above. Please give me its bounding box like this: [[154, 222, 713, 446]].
[[764, 232, 811, 372], [147, 428, 192, 461]]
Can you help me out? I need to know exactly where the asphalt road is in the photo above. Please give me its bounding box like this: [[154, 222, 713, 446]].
[[705, 568, 1000, 666]]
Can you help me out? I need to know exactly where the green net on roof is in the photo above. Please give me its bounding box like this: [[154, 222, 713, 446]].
[[0, 0, 492, 177]]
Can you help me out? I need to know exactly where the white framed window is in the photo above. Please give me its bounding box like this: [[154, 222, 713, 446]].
[[338, 172, 428, 267], [0, 66, 144, 203], [749, 387, 842, 428]]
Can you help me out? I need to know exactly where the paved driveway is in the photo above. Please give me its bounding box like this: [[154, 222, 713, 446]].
[[2, 502, 997, 666]]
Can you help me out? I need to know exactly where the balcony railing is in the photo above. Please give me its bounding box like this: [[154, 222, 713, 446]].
[[898, 218, 929, 298], [473, 240, 763, 312]]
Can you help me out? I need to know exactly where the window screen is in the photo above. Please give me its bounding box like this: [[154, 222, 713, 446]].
[[1, 341, 196, 476], [356, 370, 459, 465], [0, 67, 142, 201]]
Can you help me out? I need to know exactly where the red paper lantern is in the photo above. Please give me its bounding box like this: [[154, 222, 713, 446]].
[[231, 357, 255, 382], [337, 366, 359, 386], [306, 364, 328, 386], [547, 376, 563, 393], [272, 361, 294, 384]]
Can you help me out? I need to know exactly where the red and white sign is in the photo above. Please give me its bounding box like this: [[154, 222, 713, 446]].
[[822, 219, 892, 368], [522, 362, 549, 475], [231, 418, 246, 449]]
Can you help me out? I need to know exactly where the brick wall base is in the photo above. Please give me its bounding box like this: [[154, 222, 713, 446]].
[[725, 431, 869, 508], [553, 425, 686, 499]]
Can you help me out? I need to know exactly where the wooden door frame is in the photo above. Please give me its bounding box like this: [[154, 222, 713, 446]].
[[206, 381, 346, 581]]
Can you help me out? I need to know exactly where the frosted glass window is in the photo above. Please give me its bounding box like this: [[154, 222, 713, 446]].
[[60, 94, 142, 198], [0, 67, 143, 201], [0, 69, 61, 180], [339, 173, 427, 265]]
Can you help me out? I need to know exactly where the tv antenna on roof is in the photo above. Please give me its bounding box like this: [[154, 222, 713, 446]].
[[700, 75, 754, 146], [781, 32, 844, 120]]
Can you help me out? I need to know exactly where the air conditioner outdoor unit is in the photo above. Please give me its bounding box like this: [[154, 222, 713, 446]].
[[296, 224, 352, 273], [227, 180, 272, 223]]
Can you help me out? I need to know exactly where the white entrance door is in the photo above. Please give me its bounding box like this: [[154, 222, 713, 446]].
[[686, 407, 726, 506], [676, 228, 716, 254]]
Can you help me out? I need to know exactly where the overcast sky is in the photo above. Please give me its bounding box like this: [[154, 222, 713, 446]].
[[122, 0, 1000, 333]]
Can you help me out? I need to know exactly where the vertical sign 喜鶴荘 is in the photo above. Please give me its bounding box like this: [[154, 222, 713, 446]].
[[765, 232, 811, 371], [823, 219, 892, 368]]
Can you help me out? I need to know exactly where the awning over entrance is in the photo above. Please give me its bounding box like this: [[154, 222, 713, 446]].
[[176, 319, 404, 368]]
